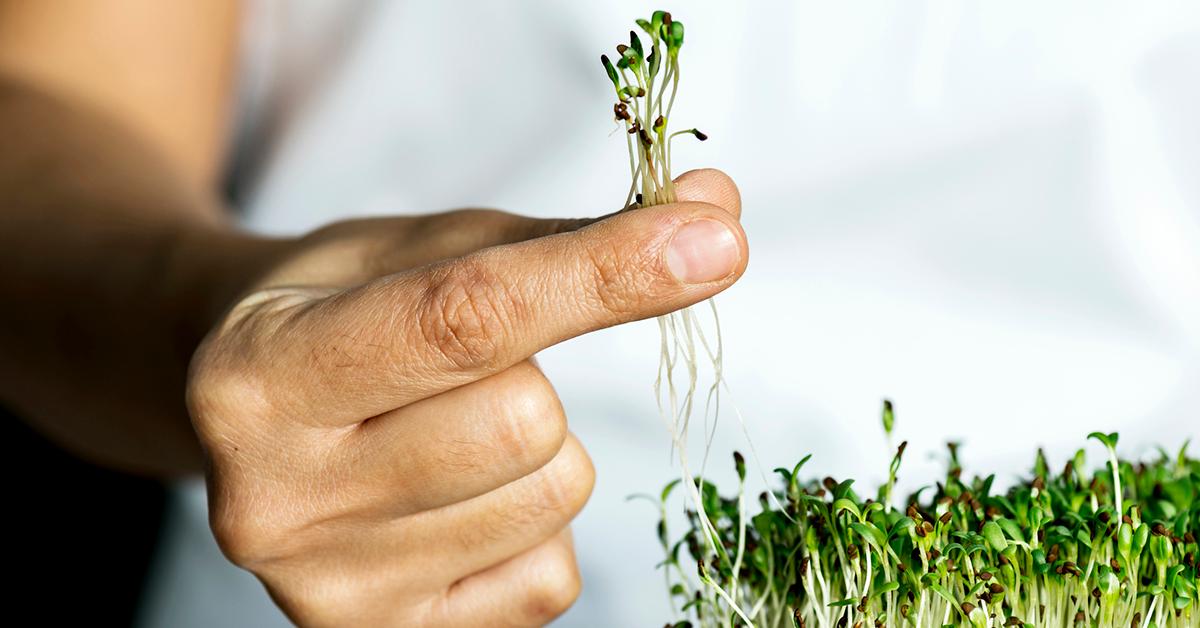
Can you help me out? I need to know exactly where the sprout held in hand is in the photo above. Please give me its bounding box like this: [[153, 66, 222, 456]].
[[603, 12, 761, 623]]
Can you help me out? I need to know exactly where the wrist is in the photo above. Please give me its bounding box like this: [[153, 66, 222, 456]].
[[165, 223, 294, 349]]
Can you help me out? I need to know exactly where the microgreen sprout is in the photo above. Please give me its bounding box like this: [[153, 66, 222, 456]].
[[602, 10, 704, 210], [602, 12, 757, 622], [645, 405, 1199, 627]]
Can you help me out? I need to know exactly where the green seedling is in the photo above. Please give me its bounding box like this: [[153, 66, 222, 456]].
[[603, 11, 762, 622]]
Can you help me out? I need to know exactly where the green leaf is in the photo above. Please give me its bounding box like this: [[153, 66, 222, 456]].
[[833, 478, 857, 501], [929, 584, 958, 608], [647, 47, 660, 79], [873, 581, 900, 598], [661, 478, 682, 503], [982, 521, 1008, 553], [600, 55, 620, 89], [1088, 431, 1119, 450], [996, 517, 1025, 544], [792, 454, 813, 477], [773, 467, 792, 489], [828, 598, 856, 607], [882, 399, 895, 436], [833, 498, 861, 520], [850, 522, 887, 551], [670, 21, 684, 47], [889, 517, 916, 540]]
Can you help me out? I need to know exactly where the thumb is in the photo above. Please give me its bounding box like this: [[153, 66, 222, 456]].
[[253, 195, 748, 424]]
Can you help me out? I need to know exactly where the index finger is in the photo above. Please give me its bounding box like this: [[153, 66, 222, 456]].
[[261, 198, 748, 427]]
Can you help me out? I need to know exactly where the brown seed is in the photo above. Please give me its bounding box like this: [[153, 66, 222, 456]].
[[1122, 514, 1133, 525], [1075, 610, 1085, 622], [989, 583, 1005, 594], [1110, 558, 1122, 573], [961, 602, 975, 614], [1152, 523, 1168, 536], [1091, 587, 1101, 598], [978, 571, 993, 581], [939, 512, 953, 525]]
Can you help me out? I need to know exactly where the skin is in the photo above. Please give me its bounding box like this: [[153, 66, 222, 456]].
[[0, 3, 747, 626]]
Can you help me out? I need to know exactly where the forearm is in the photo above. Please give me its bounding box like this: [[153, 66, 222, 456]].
[[0, 77, 286, 476]]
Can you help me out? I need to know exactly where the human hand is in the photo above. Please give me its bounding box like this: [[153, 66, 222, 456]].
[[186, 169, 745, 626]]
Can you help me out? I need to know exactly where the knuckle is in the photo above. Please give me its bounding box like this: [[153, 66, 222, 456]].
[[581, 240, 647, 320], [418, 260, 517, 370], [521, 551, 581, 623], [274, 574, 363, 628], [186, 342, 274, 441], [534, 438, 596, 515], [490, 370, 567, 470], [209, 505, 287, 567]]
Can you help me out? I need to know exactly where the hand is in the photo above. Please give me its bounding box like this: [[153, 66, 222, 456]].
[[186, 169, 746, 626]]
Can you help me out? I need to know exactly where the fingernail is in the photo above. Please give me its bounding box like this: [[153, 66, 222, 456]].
[[665, 219, 739, 284]]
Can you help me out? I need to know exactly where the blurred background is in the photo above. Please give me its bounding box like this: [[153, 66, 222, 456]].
[[10, 1, 1199, 626]]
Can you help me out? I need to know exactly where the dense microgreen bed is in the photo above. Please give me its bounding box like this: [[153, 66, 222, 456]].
[[641, 407, 1198, 627]]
